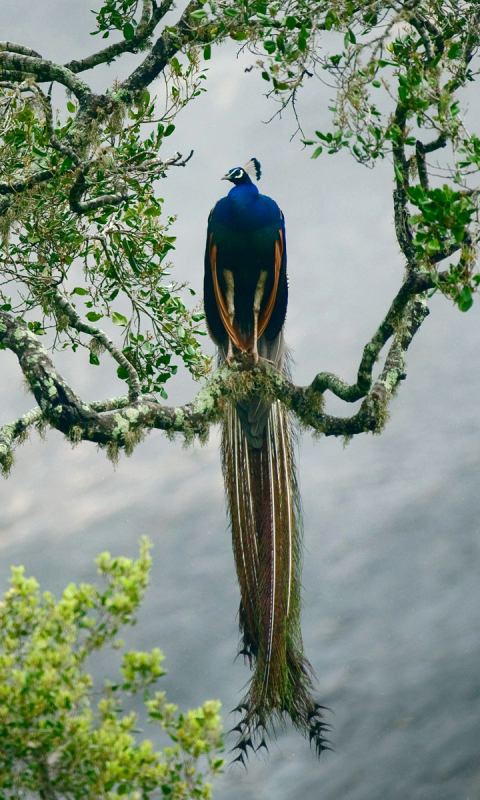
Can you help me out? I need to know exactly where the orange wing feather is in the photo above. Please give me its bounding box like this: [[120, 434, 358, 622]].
[[257, 229, 283, 341], [209, 229, 283, 352]]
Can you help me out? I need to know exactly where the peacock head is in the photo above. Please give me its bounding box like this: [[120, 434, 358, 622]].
[[221, 158, 261, 185]]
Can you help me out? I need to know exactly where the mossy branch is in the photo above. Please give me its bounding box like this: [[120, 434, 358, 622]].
[[0, 268, 432, 474], [0, 49, 92, 103]]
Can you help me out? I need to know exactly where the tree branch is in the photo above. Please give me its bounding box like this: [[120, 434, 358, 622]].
[[52, 290, 141, 400], [41, 88, 82, 166], [0, 263, 433, 474], [0, 169, 55, 197], [117, 0, 203, 103], [409, 16, 435, 63], [0, 41, 42, 58], [392, 106, 417, 267], [0, 50, 92, 104], [64, 0, 175, 75], [68, 167, 129, 214]]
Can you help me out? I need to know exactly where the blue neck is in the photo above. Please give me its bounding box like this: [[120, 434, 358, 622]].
[[228, 181, 259, 199]]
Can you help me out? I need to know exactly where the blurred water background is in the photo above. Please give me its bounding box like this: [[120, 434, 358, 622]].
[[0, 4, 479, 798]]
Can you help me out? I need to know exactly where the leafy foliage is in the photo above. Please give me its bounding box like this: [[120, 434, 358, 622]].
[[147, 0, 476, 314], [0, 538, 224, 798], [92, 0, 145, 39], [233, 0, 480, 311], [0, 54, 209, 398]]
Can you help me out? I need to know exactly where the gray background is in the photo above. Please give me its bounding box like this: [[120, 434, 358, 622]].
[[1, 4, 479, 798]]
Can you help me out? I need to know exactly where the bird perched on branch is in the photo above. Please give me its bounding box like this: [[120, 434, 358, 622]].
[[204, 159, 329, 760]]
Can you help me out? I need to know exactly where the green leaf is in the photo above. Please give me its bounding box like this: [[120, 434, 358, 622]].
[[164, 124, 175, 137], [324, 9, 338, 30], [112, 312, 128, 326], [117, 365, 129, 380], [425, 238, 440, 254], [67, 102, 76, 113], [85, 311, 103, 322], [203, 44, 211, 60], [123, 22, 135, 40], [458, 286, 473, 312], [190, 9, 207, 19], [448, 42, 462, 60], [264, 40, 276, 54], [312, 146, 323, 159], [72, 287, 88, 296], [89, 351, 100, 366], [61, 156, 73, 173]]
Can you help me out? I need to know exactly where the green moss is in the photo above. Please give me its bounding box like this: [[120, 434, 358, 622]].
[[67, 425, 83, 446], [124, 428, 146, 457], [124, 407, 140, 423], [106, 440, 120, 467], [0, 449, 14, 478], [112, 412, 131, 438], [193, 386, 217, 415]]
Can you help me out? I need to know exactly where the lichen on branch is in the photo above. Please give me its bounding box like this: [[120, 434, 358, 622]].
[[0, 266, 430, 475]]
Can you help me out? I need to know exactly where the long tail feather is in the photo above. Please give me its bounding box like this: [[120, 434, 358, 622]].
[[222, 391, 329, 758]]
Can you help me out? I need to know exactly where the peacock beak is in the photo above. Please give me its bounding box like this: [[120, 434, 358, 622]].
[[221, 173, 233, 181]]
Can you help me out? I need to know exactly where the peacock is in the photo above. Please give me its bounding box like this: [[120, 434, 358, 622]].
[[204, 158, 329, 761]]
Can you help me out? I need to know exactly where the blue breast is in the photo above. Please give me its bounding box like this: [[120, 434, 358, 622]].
[[211, 183, 282, 232]]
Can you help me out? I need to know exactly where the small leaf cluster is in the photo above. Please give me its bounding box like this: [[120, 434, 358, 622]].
[[408, 184, 475, 257], [91, 0, 142, 40], [0, 538, 224, 798]]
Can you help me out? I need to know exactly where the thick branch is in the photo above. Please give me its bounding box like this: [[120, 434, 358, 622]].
[[1, 265, 431, 473], [0, 169, 55, 197], [0, 41, 43, 58], [0, 51, 92, 103], [117, 0, 202, 102], [0, 312, 98, 432]]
